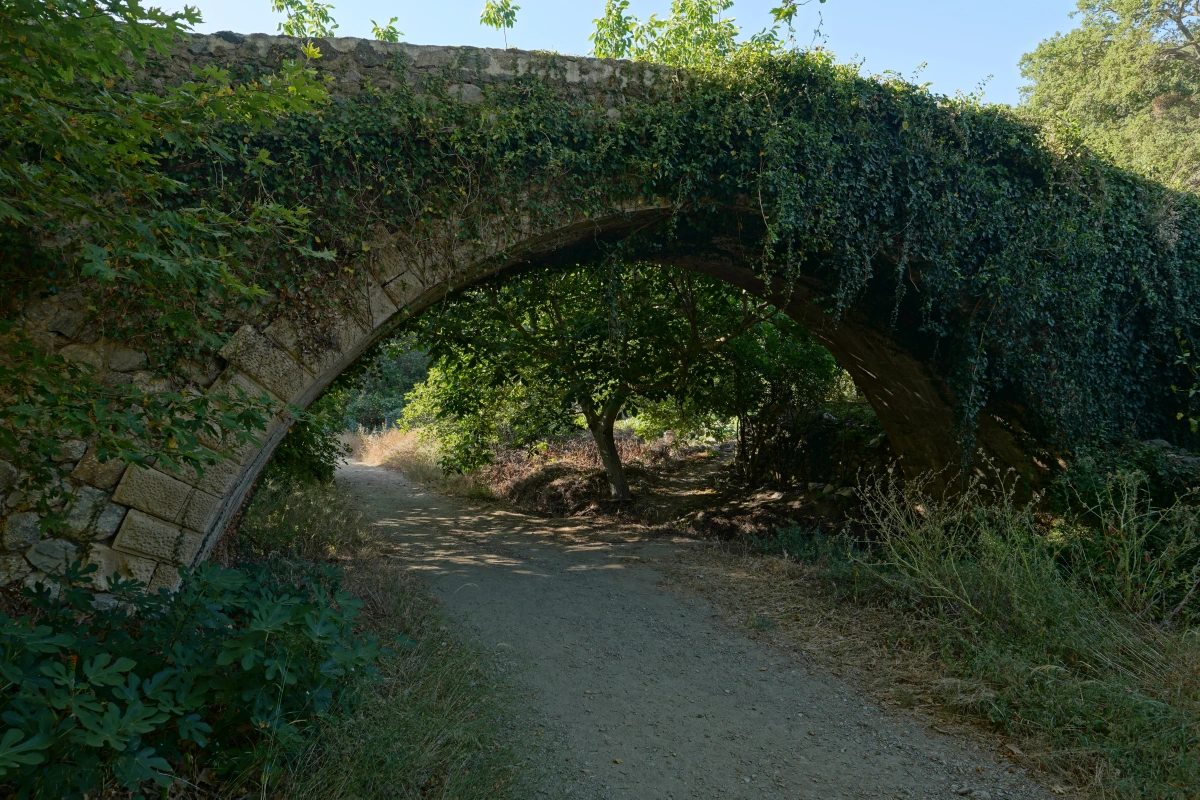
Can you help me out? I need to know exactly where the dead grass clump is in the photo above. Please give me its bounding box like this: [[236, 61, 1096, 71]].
[[232, 477, 381, 561]]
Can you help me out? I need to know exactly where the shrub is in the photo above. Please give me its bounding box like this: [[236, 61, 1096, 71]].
[[0, 560, 379, 797], [850, 472, 1200, 797]]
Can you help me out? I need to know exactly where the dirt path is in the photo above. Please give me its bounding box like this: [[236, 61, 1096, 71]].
[[338, 461, 1050, 800]]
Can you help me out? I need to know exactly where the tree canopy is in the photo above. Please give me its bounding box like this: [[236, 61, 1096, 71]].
[[1021, 0, 1200, 191], [408, 262, 790, 500]]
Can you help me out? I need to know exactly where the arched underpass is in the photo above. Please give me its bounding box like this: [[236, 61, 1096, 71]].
[[5, 32, 1195, 598]]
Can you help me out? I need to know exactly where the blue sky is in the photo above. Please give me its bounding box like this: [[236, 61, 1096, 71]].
[[178, 0, 1082, 106]]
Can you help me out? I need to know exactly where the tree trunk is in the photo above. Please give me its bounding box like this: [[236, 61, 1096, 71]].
[[581, 397, 634, 502]]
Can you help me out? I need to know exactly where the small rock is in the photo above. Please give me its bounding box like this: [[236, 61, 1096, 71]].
[[71, 448, 127, 491], [53, 439, 88, 463], [971, 792, 992, 800], [58, 342, 106, 369], [807, 481, 825, 491], [836, 487, 855, 498], [107, 346, 147, 373], [26, 538, 78, 574], [0, 460, 17, 491], [94, 503, 127, 538], [46, 310, 85, 337], [0, 553, 32, 586], [822, 484, 836, 495], [868, 437, 882, 448], [63, 486, 108, 537], [3, 512, 42, 550]]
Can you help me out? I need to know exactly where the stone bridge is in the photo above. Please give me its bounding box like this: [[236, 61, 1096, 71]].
[[2, 33, 1052, 595]]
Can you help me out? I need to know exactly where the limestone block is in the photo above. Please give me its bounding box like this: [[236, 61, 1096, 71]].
[[112, 510, 203, 564], [179, 489, 220, 533], [26, 538, 78, 574], [219, 325, 315, 403], [71, 447, 128, 490], [113, 466, 192, 522], [63, 486, 109, 537], [59, 342, 106, 369], [82, 542, 158, 590], [0, 553, 32, 586], [148, 564, 184, 595], [3, 512, 41, 551], [162, 450, 247, 497], [207, 369, 281, 414], [107, 346, 147, 372], [265, 316, 344, 376]]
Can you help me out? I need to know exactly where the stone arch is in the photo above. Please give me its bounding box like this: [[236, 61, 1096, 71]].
[[2, 34, 1049, 593]]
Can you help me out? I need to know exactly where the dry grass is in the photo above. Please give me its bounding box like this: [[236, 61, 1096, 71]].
[[282, 559, 533, 799], [351, 428, 494, 498]]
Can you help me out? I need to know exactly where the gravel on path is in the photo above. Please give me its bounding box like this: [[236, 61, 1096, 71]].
[[338, 461, 1051, 800]]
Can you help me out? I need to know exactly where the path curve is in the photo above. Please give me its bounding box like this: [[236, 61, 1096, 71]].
[[338, 461, 1051, 800]]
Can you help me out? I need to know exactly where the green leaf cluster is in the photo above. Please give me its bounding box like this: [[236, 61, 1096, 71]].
[[0, 559, 379, 796]]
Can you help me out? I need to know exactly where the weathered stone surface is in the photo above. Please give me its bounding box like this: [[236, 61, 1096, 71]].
[[3, 512, 41, 550], [113, 466, 193, 521], [0, 553, 32, 586], [219, 324, 314, 403], [0, 460, 16, 491], [108, 345, 148, 372], [112, 510, 202, 564], [179, 489, 220, 533], [148, 563, 184, 594], [26, 538, 78, 574], [83, 542, 157, 590], [46, 310, 85, 338], [63, 486, 109, 537], [53, 439, 88, 462], [59, 342, 106, 369], [94, 503, 127, 538], [71, 447, 128, 490]]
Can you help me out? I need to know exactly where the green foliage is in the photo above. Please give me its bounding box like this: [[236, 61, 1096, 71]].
[[0, 0, 326, 499], [480, 0, 519, 48], [848, 474, 1200, 796], [399, 364, 576, 474], [272, 0, 338, 41], [407, 261, 785, 497], [1177, 331, 1200, 434], [1021, 1, 1200, 191], [708, 319, 841, 485], [0, 330, 274, 519], [371, 17, 403, 43], [590, 0, 819, 64], [0, 560, 379, 797], [339, 336, 430, 431], [266, 394, 350, 484]]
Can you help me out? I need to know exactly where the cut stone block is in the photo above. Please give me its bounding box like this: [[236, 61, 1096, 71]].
[[112, 510, 203, 565], [0, 460, 15, 491], [113, 466, 192, 522], [71, 448, 128, 490], [179, 490, 220, 533], [0, 553, 31, 586], [53, 440, 87, 463], [82, 542, 158, 590], [3, 512, 41, 551], [219, 325, 315, 403], [108, 346, 147, 372], [26, 538, 78, 574], [148, 563, 184, 594]]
